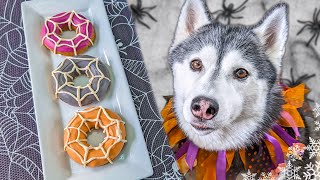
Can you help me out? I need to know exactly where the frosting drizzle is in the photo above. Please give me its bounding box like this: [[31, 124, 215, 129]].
[[52, 56, 111, 107], [41, 11, 95, 55], [64, 106, 127, 166]]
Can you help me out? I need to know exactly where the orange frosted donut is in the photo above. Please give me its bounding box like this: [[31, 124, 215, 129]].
[[64, 106, 126, 167]]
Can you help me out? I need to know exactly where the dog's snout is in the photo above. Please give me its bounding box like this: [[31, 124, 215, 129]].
[[191, 96, 219, 120]]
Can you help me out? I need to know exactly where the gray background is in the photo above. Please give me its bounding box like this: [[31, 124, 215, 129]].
[[130, 0, 320, 109]]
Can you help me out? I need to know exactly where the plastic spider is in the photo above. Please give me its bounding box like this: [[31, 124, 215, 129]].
[[210, 0, 248, 24], [297, 8, 320, 46], [282, 68, 315, 88], [130, 0, 157, 29]]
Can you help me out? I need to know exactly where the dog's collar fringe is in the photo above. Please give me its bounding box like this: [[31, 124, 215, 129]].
[[161, 84, 307, 180]]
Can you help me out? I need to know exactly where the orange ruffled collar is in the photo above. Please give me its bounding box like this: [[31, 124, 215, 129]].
[[161, 84, 307, 180]]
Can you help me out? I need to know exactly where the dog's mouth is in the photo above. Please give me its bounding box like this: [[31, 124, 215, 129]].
[[190, 122, 215, 132]]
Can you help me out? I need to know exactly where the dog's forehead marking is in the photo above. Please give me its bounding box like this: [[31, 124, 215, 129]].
[[219, 50, 254, 71], [169, 22, 278, 88], [172, 45, 218, 100], [188, 45, 218, 69]]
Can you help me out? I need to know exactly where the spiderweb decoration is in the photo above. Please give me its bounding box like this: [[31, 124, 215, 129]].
[[52, 56, 111, 107], [41, 10, 94, 55], [64, 106, 127, 166]]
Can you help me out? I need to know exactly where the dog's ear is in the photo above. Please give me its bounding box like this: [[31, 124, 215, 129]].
[[171, 0, 211, 49], [253, 3, 289, 75]]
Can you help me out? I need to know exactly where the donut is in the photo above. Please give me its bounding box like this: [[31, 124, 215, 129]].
[[64, 106, 126, 167], [41, 11, 95, 56], [52, 55, 111, 107]]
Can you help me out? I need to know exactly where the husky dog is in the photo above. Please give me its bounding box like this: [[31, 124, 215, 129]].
[[168, 0, 289, 151]]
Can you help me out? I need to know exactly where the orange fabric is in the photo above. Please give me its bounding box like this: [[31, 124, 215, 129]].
[[196, 149, 212, 180], [177, 154, 197, 174], [163, 118, 178, 134], [161, 98, 172, 116], [203, 153, 218, 180], [283, 84, 305, 108], [239, 149, 247, 168], [263, 140, 276, 165], [167, 126, 186, 147], [226, 150, 235, 171], [161, 99, 187, 147], [278, 104, 305, 128], [161, 99, 175, 122], [277, 84, 306, 128], [269, 130, 289, 156], [195, 150, 230, 180], [161, 99, 181, 141], [263, 130, 289, 165]]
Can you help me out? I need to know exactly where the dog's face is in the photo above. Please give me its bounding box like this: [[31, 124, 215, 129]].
[[168, 0, 288, 151]]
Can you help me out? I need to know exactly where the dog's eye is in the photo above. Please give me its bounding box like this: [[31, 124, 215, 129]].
[[234, 68, 249, 79], [190, 59, 203, 71]]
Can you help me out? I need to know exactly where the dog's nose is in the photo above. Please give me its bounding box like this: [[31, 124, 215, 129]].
[[191, 96, 219, 120]]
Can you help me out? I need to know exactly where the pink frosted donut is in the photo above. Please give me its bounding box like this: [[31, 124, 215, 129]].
[[41, 11, 95, 56]]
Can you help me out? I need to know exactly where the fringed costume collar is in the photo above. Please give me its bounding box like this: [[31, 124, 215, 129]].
[[161, 84, 307, 179]]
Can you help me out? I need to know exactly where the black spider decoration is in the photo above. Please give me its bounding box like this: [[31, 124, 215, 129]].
[[297, 8, 320, 46], [130, 0, 157, 29], [282, 68, 315, 88], [210, 0, 248, 24]]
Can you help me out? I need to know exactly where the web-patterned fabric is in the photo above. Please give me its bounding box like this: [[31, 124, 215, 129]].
[[0, 0, 180, 179]]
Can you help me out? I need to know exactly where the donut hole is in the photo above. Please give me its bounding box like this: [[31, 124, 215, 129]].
[[60, 30, 77, 39], [73, 75, 90, 87], [87, 129, 106, 147]]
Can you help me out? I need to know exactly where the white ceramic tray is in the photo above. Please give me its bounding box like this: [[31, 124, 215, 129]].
[[21, 0, 153, 179]]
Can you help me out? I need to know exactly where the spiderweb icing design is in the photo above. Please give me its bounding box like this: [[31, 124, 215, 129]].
[[64, 106, 127, 166], [41, 11, 94, 55], [52, 56, 110, 107]]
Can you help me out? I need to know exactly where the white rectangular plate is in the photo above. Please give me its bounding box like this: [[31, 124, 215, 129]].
[[21, 0, 153, 179]]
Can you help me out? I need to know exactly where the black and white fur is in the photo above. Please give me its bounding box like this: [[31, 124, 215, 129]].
[[168, 0, 289, 151]]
